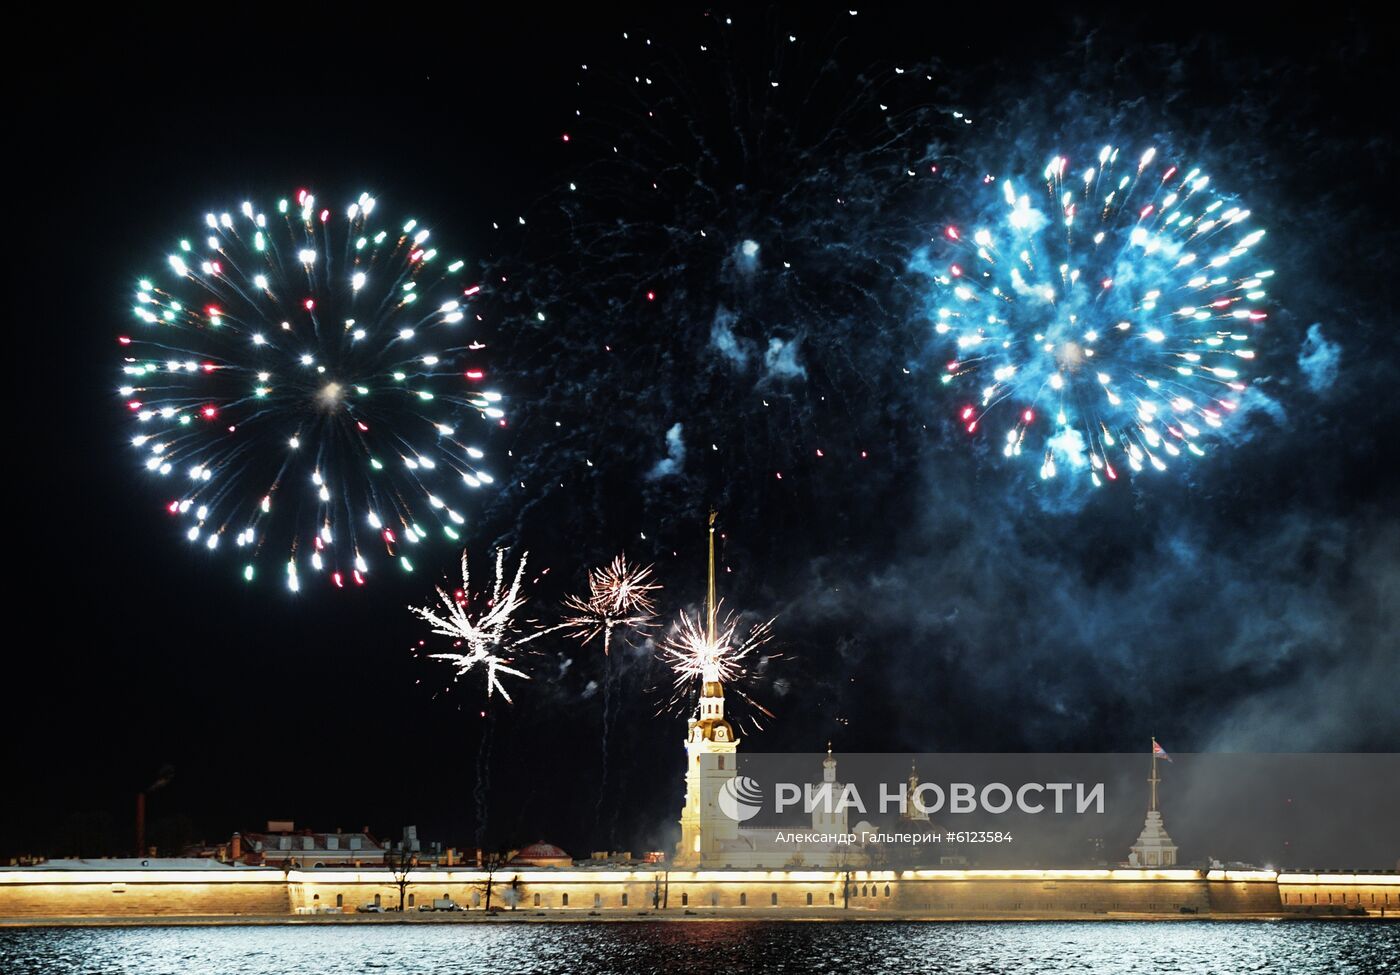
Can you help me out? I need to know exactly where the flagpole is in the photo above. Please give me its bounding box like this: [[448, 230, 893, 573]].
[[1149, 738, 1159, 812]]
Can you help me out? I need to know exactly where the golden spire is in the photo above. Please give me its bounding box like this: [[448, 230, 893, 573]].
[[706, 509, 718, 644]]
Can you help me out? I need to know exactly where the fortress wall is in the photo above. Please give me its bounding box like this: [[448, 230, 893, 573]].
[[1276, 873, 1400, 915], [13, 867, 1398, 918], [889, 878, 1209, 915], [652, 874, 844, 910], [1204, 871, 1282, 914], [290, 876, 662, 912], [290, 871, 846, 912], [0, 874, 289, 917], [291, 870, 1230, 915]]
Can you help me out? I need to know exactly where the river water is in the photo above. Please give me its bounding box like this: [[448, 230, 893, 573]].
[[1, 920, 1396, 974]]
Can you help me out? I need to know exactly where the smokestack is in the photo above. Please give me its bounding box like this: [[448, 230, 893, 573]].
[[135, 793, 145, 859], [135, 766, 174, 859], [231, 832, 242, 862]]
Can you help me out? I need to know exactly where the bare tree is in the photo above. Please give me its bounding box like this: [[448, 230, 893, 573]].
[[384, 843, 415, 912], [472, 852, 503, 911]]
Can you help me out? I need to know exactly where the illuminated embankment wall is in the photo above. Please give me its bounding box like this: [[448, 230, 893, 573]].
[[0, 870, 290, 917], [1, 868, 1396, 918]]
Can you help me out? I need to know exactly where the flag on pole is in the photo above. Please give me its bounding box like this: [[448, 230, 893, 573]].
[[1152, 739, 1173, 763]]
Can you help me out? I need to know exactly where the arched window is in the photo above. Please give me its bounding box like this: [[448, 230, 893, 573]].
[[336, 894, 343, 907], [621, 893, 629, 906], [884, 885, 891, 897], [562, 893, 569, 906], [312, 893, 320, 901], [373, 894, 381, 907], [806, 892, 813, 905], [739, 892, 747, 906], [593, 893, 601, 907], [407, 894, 415, 907], [534, 893, 541, 906], [681, 893, 689, 906], [828, 892, 835, 905], [770, 892, 778, 906]]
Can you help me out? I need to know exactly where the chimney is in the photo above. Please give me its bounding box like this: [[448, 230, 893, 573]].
[[135, 793, 146, 860], [231, 833, 242, 861]]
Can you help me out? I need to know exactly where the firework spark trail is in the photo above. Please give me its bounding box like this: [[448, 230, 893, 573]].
[[122, 190, 504, 590], [411, 548, 560, 703], [474, 710, 494, 849], [562, 556, 661, 827], [660, 602, 777, 733], [920, 146, 1269, 487], [494, 16, 964, 511]]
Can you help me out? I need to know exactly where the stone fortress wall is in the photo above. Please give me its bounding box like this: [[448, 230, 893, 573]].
[[2, 866, 1395, 919]]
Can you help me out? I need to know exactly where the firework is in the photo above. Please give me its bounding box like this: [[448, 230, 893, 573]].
[[562, 555, 661, 655], [410, 548, 556, 703], [660, 602, 777, 729], [121, 190, 503, 589], [499, 16, 960, 498], [921, 146, 1269, 486]]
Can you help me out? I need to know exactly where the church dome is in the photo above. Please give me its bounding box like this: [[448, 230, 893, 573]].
[[508, 842, 572, 867]]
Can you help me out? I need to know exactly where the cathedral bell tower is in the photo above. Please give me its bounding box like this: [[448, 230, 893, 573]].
[[675, 510, 740, 866]]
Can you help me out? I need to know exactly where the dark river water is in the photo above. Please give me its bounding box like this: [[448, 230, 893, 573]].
[[1, 920, 1396, 974]]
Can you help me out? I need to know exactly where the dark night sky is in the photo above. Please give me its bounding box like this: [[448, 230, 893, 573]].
[[7, 7, 1397, 862]]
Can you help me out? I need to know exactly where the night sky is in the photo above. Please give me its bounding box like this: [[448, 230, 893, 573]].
[[8, 7, 1396, 863]]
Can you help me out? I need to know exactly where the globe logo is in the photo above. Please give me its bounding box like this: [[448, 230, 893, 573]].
[[717, 776, 764, 822]]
